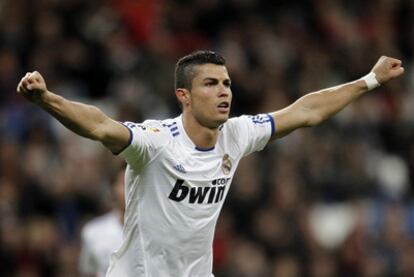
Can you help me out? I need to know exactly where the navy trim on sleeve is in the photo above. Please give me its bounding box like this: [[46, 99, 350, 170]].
[[114, 122, 134, 155], [266, 114, 276, 137]]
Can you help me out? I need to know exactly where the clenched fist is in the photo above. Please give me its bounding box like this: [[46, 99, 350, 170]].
[[16, 71, 48, 104], [371, 56, 405, 84]]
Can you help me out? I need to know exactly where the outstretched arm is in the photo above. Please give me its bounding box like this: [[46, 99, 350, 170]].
[[17, 71, 130, 153], [270, 56, 405, 141]]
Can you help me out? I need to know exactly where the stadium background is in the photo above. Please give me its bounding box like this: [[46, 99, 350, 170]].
[[1, 0, 414, 276]]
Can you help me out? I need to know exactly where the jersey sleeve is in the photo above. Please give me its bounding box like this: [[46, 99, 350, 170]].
[[78, 227, 98, 275], [227, 114, 275, 157], [118, 120, 169, 171]]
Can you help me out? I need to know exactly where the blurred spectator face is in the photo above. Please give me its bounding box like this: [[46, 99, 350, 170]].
[[362, 254, 387, 277], [0, 178, 19, 214], [1, 218, 24, 253], [309, 251, 337, 277], [26, 217, 58, 252], [271, 254, 301, 277], [272, 174, 301, 214], [254, 209, 289, 248], [383, 205, 407, 249], [229, 239, 269, 276], [0, 48, 19, 86], [57, 243, 79, 277], [397, 240, 414, 277]]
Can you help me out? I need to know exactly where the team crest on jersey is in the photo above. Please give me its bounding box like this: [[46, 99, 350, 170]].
[[221, 154, 232, 175]]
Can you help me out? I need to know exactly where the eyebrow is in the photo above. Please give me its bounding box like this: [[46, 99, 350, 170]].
[[203, 77, 232, 84]]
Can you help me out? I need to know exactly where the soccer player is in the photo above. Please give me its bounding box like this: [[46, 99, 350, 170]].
[[78, 166, 125, 277], [17, 51, 404, 276]]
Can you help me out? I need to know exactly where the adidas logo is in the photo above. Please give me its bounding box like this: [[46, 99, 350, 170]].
[[173, 164, 187, 174]]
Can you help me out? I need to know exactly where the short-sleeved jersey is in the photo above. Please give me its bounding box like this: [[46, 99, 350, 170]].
[[79, 211, 123, 277], [106, 114, 275, 277]]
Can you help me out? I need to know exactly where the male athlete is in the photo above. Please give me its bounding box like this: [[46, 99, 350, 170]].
[[17, 51, 404, 276], [78, 166, 125, 277]]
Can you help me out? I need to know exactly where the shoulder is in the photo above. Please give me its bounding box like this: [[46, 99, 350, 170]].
[[124, 117, 183, 139], [221, 114, 274, 156], [228, 114, 273, 125], [223, 115, 251, 134], [219, 116, 248, 152], [225, 114, 274, 133], [124, 119, 166, 134], [122, 119, 173, 149], [222, 115, 248, 135]]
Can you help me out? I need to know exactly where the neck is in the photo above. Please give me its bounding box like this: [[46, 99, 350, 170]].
[[182, 111, 219, 149]]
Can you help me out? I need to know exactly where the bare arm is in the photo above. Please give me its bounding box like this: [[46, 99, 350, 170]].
[[17, 71, 130, 153], [270, 56, 405, 141]]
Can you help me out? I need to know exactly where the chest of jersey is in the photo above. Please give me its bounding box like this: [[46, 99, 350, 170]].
[[145, 141, 237, 206]]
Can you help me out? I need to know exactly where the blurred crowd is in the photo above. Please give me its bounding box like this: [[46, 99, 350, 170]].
[[1, 0, 414, 276]]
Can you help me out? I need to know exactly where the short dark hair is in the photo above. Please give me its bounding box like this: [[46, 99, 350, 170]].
[[174, 50, 226, 91]]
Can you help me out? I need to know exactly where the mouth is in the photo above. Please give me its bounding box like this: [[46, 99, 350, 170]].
[[217, 101, 230, 113]]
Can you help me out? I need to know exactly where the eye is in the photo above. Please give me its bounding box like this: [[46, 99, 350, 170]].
[[224, 81, 231, 88]]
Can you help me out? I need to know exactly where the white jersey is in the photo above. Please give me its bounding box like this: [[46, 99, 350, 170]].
[[107, 114, 275, 277], [79, 211, 123, 277]]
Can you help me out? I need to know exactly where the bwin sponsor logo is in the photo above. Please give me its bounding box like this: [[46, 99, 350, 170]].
[[168, 178, 231, 204]]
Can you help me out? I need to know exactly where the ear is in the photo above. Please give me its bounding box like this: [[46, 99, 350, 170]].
[[176, 88, 191, 107]]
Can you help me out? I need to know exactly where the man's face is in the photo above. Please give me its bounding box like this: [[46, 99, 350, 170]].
[[187, 63, 232, 128]]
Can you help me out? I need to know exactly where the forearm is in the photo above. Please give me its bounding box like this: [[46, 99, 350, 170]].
[[38, 91, 110, 140], [297, 79, 368, 126], [270, 78, 370, 140]]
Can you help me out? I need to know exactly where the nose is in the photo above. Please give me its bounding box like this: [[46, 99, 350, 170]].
[[218, 84, 230, 97]]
